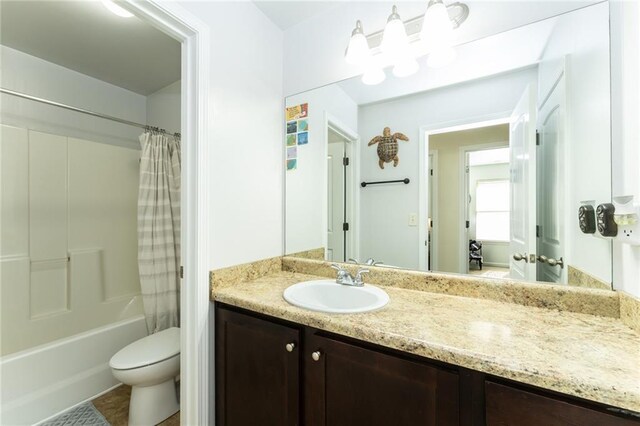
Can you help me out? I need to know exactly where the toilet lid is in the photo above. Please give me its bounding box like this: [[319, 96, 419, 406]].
[[110, 327, 180, 370]]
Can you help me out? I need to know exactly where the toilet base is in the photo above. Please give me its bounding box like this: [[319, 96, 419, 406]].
[[129, 378, 179, 426]]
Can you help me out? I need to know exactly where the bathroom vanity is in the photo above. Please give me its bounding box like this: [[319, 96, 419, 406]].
[[211, 261, 640, 426]]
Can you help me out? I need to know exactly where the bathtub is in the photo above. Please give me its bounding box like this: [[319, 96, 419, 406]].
[[0, 315, 147, 425]]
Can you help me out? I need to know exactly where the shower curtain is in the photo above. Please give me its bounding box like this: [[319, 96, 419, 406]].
[[137, 131, 181, 333]]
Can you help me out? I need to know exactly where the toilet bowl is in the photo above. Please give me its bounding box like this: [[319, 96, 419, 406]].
[[110, 327, 180, 426]]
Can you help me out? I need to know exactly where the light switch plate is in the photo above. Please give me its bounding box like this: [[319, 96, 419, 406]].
[[408, 213, 418, 227]]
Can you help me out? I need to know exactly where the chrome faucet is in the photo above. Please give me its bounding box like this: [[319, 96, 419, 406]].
[[331, 264, 369, 287], [348, 257, 383, 266]]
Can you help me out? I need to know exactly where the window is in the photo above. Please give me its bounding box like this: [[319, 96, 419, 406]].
[[475, 179, 510, 242]]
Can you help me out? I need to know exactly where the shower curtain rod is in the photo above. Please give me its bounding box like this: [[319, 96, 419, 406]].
[[0, 87, 180, 136]]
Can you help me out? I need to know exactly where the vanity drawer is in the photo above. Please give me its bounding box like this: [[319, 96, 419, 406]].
[[485, 381, 639, 426]]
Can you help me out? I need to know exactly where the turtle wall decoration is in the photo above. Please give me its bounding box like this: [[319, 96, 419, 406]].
[[368, 127, 409, 169]]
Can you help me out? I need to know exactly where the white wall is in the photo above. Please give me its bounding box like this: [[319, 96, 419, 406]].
[[178, 1, 284, 268], [147, 79, 181, 134], [610, 0, 640, 297], [357, 68, 537, 270], [0, 46, 145, 149], [285, 85, 358, 254], [537, 2, 612, 284]]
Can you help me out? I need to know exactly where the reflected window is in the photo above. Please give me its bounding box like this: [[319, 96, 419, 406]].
[[476, 179, 510, 241]]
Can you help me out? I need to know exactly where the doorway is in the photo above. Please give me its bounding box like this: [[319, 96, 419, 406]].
[[326, 120, 358, 263], [422, 119, 510, 275], [464, 146, 511, 278]]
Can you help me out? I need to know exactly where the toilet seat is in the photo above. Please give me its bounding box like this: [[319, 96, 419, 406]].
[[110, 327, 180, 370]]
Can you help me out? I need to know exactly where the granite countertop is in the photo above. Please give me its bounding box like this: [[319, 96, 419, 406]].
[[212, 271, 640, 413]]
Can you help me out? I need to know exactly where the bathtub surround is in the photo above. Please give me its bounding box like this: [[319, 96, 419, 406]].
[[138, 131, 182, 333], [0, 125, 143, 355]]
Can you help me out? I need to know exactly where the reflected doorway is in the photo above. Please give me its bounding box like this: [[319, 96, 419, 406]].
[[326, 125, 357, 262]]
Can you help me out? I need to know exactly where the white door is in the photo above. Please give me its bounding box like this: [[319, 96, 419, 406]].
[[427, 154, 433, 270], [509, 85, 537, 281], [537, 72, 565, 283], [327, 141, 345, 261]]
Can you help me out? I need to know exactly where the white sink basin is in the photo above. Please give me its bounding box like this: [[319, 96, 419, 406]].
[[283, 280, 389, 314]]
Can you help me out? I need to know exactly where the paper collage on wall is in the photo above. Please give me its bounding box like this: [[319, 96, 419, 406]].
[[285, 103, 309, 171]]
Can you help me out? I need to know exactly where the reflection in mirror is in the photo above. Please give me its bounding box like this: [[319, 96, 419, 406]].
[[285, 2, 612, 290]]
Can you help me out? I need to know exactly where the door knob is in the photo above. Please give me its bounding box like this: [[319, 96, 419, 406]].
[[537, 255, 548, 263], [512, 253, 527, 262], [311, 351, 321, 361], [546, 257, 564, 268], [285, 342, 296, 352]]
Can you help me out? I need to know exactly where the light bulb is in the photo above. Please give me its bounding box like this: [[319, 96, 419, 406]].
[[381, 6, 410, 63], [427, 46, 457, 68], [420, 0, 454, 53], [345, 21, 371, 65], [362, 65, 386, 85], [102, 0, 134, 18], [393, 58, 419, 78]]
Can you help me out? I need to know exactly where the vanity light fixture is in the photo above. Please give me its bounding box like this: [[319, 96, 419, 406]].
[[345, 21, 371, 65], [344, 1, 469, 83], [381, 6, 411, 63], [362, 60, 387, 85], [421, 0, 457, 67], [102, 0, 134, 18]]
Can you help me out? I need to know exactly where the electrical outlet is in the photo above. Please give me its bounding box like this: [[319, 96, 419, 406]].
[[613, 196, 640, 245], [408, 213, 418, 227]]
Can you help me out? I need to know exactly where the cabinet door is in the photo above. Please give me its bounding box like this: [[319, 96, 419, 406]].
[[486, 381, 639, 426], [305, 333, 459, 426], [216, 307, 300, 426]]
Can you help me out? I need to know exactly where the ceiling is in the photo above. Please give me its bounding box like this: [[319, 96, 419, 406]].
[[253, 1, 341, 30], [0, 1, 181, 95]]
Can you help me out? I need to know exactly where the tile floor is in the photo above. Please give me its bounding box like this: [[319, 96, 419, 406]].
[[93, 385, 180, 426]]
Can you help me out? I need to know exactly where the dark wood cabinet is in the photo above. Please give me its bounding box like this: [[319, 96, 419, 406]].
[[305, 332, 460, 426], [486, 381, 639, 426], [215, 304, 640, 426], [215, 307, 300, 426]]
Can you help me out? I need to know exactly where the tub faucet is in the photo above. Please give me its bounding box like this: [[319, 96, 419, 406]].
[[331, 264, 369, 287]]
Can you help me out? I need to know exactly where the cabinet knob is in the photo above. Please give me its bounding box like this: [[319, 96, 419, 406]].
[[311, 351, 321, 361], [285, 342, 296, 352]]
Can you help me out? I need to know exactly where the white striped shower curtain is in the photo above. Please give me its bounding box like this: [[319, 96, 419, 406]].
[[138, 132, 181, 333]]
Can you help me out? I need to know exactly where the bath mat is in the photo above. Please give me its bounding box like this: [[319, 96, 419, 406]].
[[41, 402, 110, 426]]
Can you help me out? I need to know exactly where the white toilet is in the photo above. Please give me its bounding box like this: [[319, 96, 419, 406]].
[[109, 327, 180, 426]]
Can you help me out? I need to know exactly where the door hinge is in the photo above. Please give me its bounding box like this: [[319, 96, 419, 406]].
[[343, 222, 349, 232], [465, 220, 470, 229], [430, 169, 433, 176], [180, 266, 184, 279], [536, 225, 540, 238], [536, 131, 541, 146], [343, 157, 350, 166]]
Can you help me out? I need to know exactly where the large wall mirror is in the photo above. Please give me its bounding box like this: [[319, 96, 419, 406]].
[[285, 2, 613, 290]]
